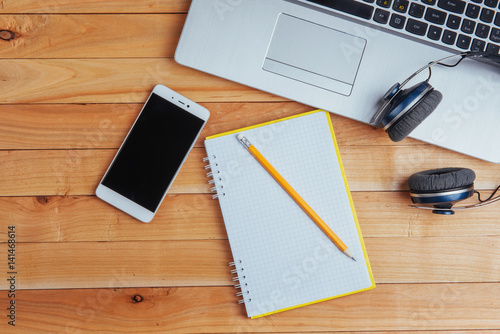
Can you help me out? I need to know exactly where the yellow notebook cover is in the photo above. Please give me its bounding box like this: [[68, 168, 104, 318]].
[[205, 110, 375, 318]]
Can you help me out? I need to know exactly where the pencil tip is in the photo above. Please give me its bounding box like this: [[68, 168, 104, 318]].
[[344, 249, 356, 262]]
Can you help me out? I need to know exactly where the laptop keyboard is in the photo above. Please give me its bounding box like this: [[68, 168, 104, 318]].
[[303, 0, 500, 54]]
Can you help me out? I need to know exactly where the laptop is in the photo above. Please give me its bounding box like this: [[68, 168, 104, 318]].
[[175, 0, 500, 163]]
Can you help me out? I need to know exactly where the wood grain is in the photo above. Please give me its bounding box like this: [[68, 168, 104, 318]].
[[0, 195, 226, 242], [0, 240, 234, 290], [0, 148, 209, 196], [1, 193, 499, 244], [1, 1, 499, 332], [0, 284, 498, 333], [0, 59, 284, 104], [0, 237, 498, 290], [0, 14, 185, 58], [0, 0, 191, 13], [0, 103, 425, 150], [1, 146, 499, 196], [340, 145, 500, 191]]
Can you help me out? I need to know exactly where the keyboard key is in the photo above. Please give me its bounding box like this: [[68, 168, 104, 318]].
[[409, 3, 425, 17], [390, 13, 406, 28], [376, 0, 392, 7], [406, 18, 428, 35], [486, 43, 500, 54], [456, 34, 472, 49], [461, 19, 476, 34], [306, 0, 374, 20], [465, 4, 480, 18], [437, 0, 466, 14], [421, 0, 437, 5], [490, 27, 500, 42], [428, 25, 443, 40], [476, 23, 491, 38], [446, 14, 461, 29], [480, 8, 495, 23], [425, 8, 447, 24], [484, 0, 498, 7], [495, 12, 500, 26], [442, 29, 457, 44], [471, 38, 487, 51], [363, 0, 376, 2], [374, 8, 390, 23], [393, 0, 409, 13]]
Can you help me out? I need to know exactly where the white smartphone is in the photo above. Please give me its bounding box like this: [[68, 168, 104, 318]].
[[96, 85, 210, 223]]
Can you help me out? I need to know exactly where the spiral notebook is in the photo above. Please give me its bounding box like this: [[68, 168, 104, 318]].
[[204, 110, 375, 318]]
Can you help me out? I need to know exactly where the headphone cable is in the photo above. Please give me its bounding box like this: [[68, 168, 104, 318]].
[[475, 184, 500, 203], [436, 53, 468, 68]]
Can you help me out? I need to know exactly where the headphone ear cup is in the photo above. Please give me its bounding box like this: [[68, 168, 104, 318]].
[[386, 89, 442, 142], [408, 167, 476, 193], [408, 168, 476, 213]]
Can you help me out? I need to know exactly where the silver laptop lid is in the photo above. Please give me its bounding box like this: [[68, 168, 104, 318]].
[[176, 0, 500, 163]]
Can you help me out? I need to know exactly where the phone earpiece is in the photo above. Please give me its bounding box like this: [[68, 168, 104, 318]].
[[408, 167, 476, 214], [379, 81, 442, 142]]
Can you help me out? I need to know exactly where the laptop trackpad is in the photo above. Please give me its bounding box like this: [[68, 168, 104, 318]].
[[263, 13, 366, 96]]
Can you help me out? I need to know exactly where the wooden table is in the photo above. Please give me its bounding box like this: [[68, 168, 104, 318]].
[[1, 1, 499, 333]]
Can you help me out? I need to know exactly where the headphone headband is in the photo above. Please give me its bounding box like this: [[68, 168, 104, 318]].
[[370, 51, 498, 127]]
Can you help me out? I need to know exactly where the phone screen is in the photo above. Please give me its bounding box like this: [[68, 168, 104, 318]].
[[101, 93, 205, 212]]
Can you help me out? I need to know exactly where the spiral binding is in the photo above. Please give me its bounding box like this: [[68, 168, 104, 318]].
[[230, 260, 251, 304], [203, 155, 226, 199], [205, 156, 250, 304]]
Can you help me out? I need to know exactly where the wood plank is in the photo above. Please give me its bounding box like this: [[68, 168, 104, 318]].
[[0, 14, 184, 58], [341, 145, 500, 192], [354, 191, 500, 238], [1, 192, 499, 243], [0, 103, 425, 150], [256, 332, 500, 334], [0, 195, 226, 242], [0, 284, 498, 332], [1, 146, 499, 196], [0, 148, 209, 196], [0, 240, 233, 290], [0, 59, 284, 104], [0, 149, 114, 197], [367, 236, 500, 283], [0, 237, 499, 289], [0, 103, 138, 150], [0, 0, 190, 13]]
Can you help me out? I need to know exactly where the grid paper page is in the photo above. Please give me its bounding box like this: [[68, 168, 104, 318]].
[[204, 111, 374, 318]]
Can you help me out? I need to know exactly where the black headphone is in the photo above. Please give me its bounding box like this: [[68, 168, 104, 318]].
[[408, 167, 500, 215], [370, 51, 500, 142]]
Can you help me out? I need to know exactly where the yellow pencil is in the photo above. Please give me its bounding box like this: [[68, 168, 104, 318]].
[[237, 134, 356, 262]]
